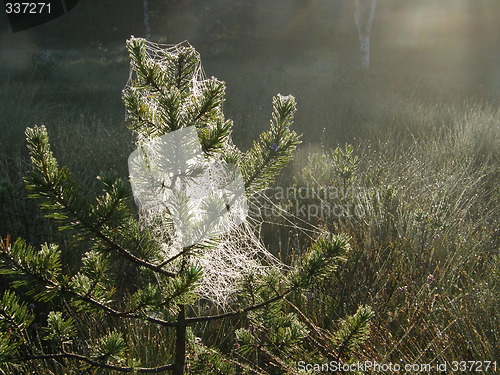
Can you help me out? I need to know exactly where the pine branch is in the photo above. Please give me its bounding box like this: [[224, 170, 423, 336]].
[[137, 266, 202, 312], [157, 244, 196, 268], [198, 118, 233, 155], [156, 88, 183, 132], [189, 340, 245, 374], [186, 289, 292, 324], [290, 234, 350, 289], [0, 290, 34, 332], [1, 238, 177, 328], [85, 225, 177, 278], [122, 88, 167, 136], [91, 177, 131, 231], [232, 351, 272, 375], [187, 235, 351, 324], [169, 45, 200, 93], [333, 305, 374, 359], [0, 331, 21, 364], [12, 37, 369, 375], [242, 94, 301, 195], [285, 299, 337, 361], [187, 77, 226, 127], [25, 126, 177, 278], [10, 352, 175, 373], [259, 346, 297, 374], [127, 38, 169, 98], [0, 238, 62, 302]]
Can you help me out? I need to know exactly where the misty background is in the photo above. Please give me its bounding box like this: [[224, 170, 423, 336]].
[[1, 0, 499, 149]]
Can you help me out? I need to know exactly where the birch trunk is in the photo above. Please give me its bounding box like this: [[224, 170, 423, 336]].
[[355, 0, 377, 69], [143, 0, 151, 40]]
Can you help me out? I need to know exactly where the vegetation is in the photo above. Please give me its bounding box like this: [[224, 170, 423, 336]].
[[0, 38, 375, 374], [278, 102, 499, 367], [0, 6, 498, 372]]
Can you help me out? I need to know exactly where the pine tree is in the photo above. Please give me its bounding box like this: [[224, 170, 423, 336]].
[[0, 37, 372, 374]]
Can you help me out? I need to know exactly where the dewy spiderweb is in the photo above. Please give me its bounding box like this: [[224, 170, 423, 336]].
[[124, 39, 287, 307]]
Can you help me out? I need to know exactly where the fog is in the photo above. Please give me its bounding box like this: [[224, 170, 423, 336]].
[[1, 0, 498, 147]]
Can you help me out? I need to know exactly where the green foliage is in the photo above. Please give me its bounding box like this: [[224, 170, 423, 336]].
[[92, 329, 128, 362], [291, 234, 349, 289], [236, 303, 309, 360], [0, 238, 62, 302], [0, 331, 20, 365], [297, 143, 359, 188], [25, 125, 166, 271], [43, 311, 76, 345], [0, 38, 371, 374], [242, 94, 302, 195], [0, 291, 33, 368], [1, 29, 497, 373], [0, 290, 34, 333], [330, 144, 359, 185], [287, 102, 499, 366], [333, 305, 374, 357], [187, 332, 236, 375], [123, 38, 233, 156]]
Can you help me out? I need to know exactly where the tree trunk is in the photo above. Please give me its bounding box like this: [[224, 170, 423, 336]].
[[354, 0, 377, 69], [173, 305, 186, 375], [143, 0, 151, 40]]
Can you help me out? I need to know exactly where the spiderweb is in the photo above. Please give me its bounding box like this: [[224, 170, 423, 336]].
[[124, 39, 291, 307]]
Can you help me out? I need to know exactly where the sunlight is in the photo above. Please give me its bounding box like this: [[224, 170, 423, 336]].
[[390, 0, 469, 49]]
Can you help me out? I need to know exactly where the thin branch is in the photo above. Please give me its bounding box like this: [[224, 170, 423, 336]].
[[285, 299, 337, 361], [11, 353, 174, 373], [203, 347, 268, 375], [30, 134, 177, 278], [232, 351, 271, 375], [157, 244, 195, 268], [136, 113, 166, 135], [91, 228, 177, 277], [42, 179, 176, 278], [1, 251, 177, 328], [243, 150, 273, 192], [260, 347, 297, 374], [186, 289, 293, 324]]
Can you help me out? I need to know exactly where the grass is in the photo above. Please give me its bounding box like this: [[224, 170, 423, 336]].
[[0, 44, 498, 373], [274, 100, 498, 368]]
